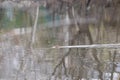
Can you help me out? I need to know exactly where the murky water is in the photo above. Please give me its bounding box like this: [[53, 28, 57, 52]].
[[0, 0, 120, 80]]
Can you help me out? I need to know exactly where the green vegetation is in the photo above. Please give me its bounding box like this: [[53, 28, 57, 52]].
[[0, 8, 32, 30]]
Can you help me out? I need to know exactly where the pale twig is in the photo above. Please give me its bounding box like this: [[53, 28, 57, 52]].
[[52, 43, 120, 49]]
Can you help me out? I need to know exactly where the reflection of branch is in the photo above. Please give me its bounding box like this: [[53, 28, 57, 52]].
[[110, 51, 116, 80], [52, 31, 80, 75], [86, 0, 91, 7], [52, 49, 71, 75], [111, 24, 119, 80]]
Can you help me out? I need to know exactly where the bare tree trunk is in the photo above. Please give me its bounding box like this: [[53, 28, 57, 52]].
[[64, 11, 70, 68], [31, 4, 39, 46]]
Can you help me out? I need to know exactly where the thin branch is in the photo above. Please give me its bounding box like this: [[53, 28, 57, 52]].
[[52, 43, 120, 49]]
